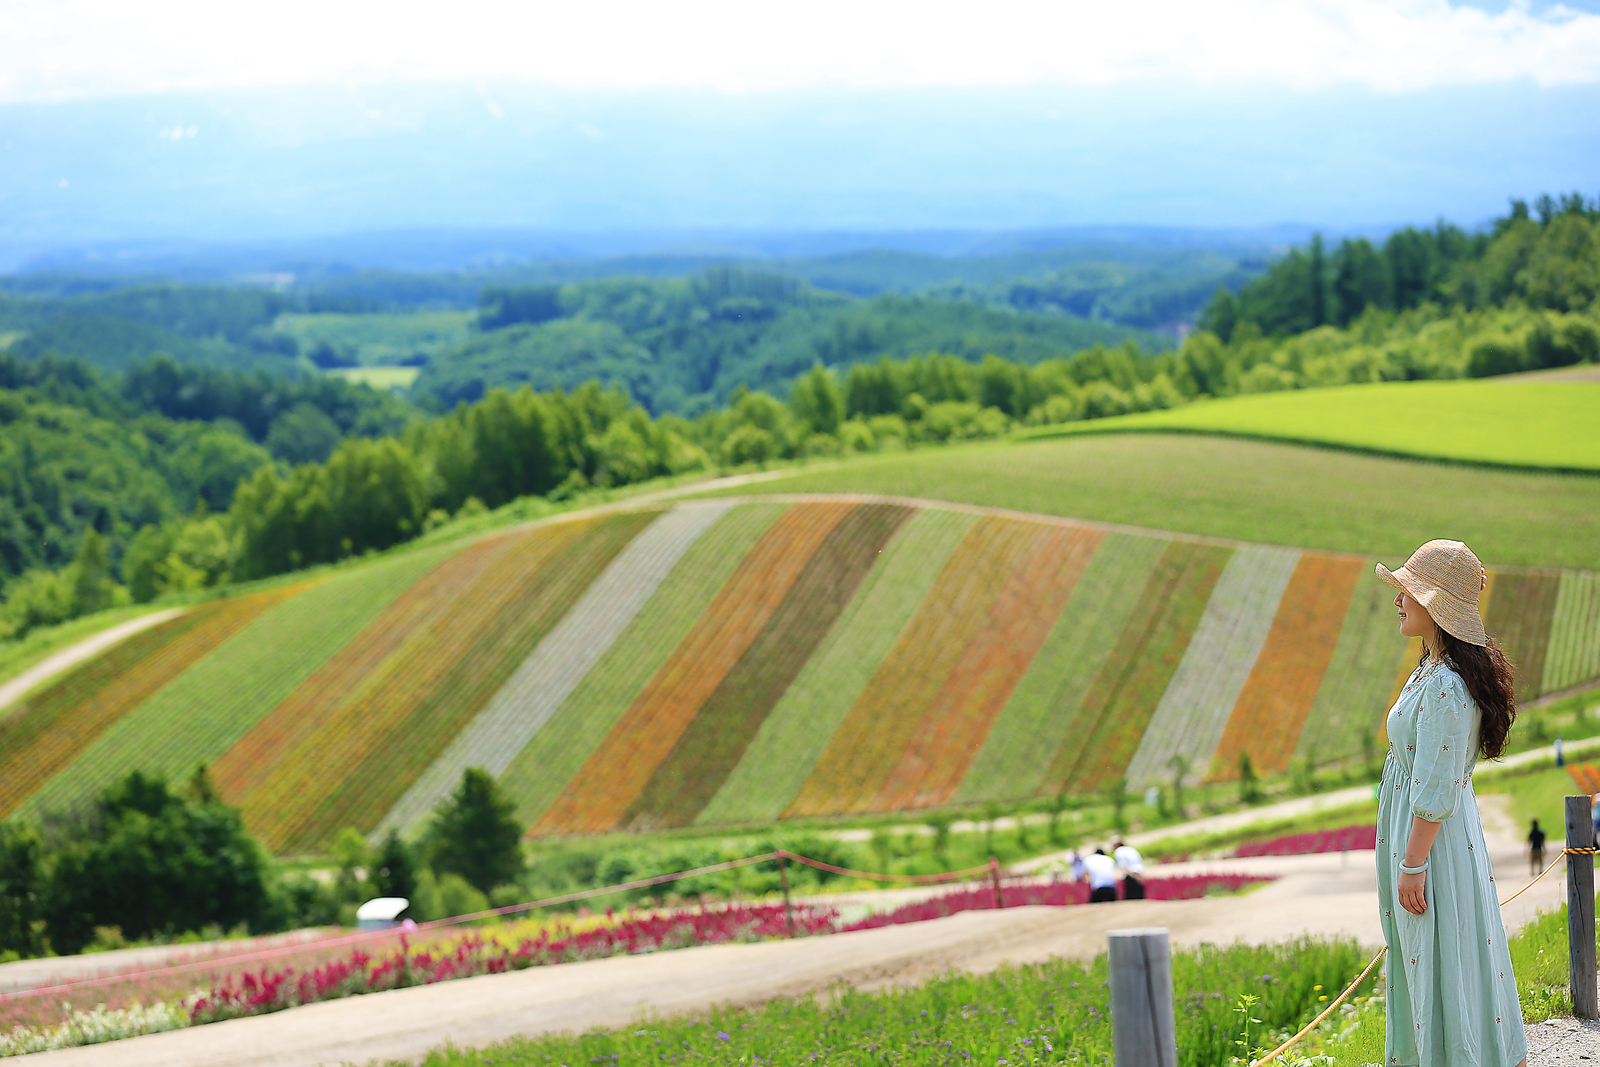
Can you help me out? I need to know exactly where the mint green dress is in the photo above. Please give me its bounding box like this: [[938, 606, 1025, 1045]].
[[1378, 658, 1527, 1066]]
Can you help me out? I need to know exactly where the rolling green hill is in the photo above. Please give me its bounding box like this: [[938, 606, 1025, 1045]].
[[692, 432, 1600, 572], [1023, 379, 1600, 471], [3, 490, 1594, 854]]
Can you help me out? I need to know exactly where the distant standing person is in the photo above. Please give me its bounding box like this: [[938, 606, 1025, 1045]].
[[1112, 837, 1145, 900], [1555, 736, 1564, 767], [1376, 540, 1526, 1067], [1527, 820, 1546, 876], [1080, 848, 1118, 903]]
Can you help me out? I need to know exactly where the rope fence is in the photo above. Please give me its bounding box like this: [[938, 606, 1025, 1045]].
[[10, 831, 1588, 1059], [0, 848, 999, 1004], [1253, 842, 1599, 1065]]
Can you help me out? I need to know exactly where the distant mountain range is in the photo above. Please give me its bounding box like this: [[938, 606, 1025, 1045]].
[[3, 79, 1596, 272]]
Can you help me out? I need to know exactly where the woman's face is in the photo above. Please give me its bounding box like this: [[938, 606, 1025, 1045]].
[[1394, 590, 1437, 640]]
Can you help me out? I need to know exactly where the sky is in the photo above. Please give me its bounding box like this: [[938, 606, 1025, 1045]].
[[2, 0, 1598, 264], [6, 0, 1600, 100]]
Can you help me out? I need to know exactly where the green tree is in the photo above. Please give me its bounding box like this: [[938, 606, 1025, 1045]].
[[0, 821, 45, 958], [424, 768, 523, 897], [1167, 753, 1192, 820], [788, 363, 845, 436], [1331, 238, 1391, 326], [265, 403, 343, 465], [371, 829, 420, 901], [68, 526, 118, 617], [332, 827, 371, 906], [1237, 753, 1262, 805], [41, 770, 275, 955]]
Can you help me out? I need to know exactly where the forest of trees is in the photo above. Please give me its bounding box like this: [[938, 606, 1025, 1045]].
[[1204, 192, 1600, 340], [419, 268, 1153, 414], [0, 193, 1595, 642]]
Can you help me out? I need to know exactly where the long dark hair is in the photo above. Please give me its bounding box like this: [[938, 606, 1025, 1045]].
[[1426, 631, 1517, 759]]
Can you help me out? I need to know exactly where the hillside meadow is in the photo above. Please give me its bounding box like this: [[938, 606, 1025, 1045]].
[[2, 491, 1594, 853], [694, 433, 1600, 571], [1022, 379, 1600, 471]]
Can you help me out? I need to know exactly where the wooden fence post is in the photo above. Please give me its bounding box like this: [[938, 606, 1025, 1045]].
[[1108, 928, 1177, 1067], [777, 850, 795, 939], [990, 856, 1005, 909], [1566, 795, 1597, 1018]]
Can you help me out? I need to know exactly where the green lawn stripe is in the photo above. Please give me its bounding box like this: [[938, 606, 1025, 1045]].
[[1293, 570, 1409, 768], [624, 504, 914, 830], [287, 511, 660, 851], [1543, 571, 1600, 694], [953, 531, 1166, 805], [1486, 571, 1564, 703], [19, 547, 454, 821], [0, 609, 218, 817], [1044, 540, 1233, 793], [498, 503, 788, 830], [696, 508, 975, 826]]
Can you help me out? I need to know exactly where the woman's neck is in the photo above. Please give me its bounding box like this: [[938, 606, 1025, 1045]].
[[1423, 629, 1447, 664]]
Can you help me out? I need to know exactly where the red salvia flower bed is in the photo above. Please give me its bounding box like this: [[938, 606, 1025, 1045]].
[[1232, 824, 1376, 858]]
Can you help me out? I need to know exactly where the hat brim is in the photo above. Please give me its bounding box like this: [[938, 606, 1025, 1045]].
[[1374, 561, 1489, 646]]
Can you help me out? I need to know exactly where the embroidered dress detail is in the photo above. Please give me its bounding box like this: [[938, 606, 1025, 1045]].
[[1377, 660, 1527, 1066]]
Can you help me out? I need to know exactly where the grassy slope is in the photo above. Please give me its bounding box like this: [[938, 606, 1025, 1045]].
[[2, 591, 297, 819], [18, 550, 449, 820], [696, 434, 1600, 571], [623, 504, 914, 829], [1294, 576, 1412, 767], [537, 503, 855, 835], [1026, 379, 1600, 471], [695, 509, 976, 826], [955, 531, 1167, 804], [783, 516, 1043, 817], [498, 504, 787, 829]]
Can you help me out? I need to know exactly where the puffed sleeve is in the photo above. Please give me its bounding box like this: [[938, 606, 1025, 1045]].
[[1410, 670, 1473, 822]]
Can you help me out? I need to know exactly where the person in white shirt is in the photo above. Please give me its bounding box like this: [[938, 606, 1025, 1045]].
[[1080, 848, 1119, 903], [1112, 838, 1145, 900]]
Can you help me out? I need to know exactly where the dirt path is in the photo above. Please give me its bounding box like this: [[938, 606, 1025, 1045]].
[[0, 610, 183, 714], [32, 796, 1581, 1067]]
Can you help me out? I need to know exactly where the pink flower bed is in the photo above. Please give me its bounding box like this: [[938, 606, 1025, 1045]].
[[190, 902, 838, 1024], [8, 871, 1275, 1033], [1232, 824, 1376, 858], [839, 873, 1274, 931]]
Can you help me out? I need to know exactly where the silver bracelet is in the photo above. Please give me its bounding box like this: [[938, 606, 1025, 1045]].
[[1399, 859, 1429, 875]]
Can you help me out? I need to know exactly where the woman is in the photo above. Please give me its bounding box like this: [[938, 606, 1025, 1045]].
[[1376, 539, 1526, 1066]]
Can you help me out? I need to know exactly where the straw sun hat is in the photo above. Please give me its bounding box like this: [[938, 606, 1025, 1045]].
[[1375, 539, 1489, 646]]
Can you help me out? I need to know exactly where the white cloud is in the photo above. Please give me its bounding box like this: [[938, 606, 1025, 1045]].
[[2, 0, 1599, 102]]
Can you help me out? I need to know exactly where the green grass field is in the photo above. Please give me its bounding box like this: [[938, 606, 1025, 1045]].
[[273, 310, 472, 367], [1024, 379, 1600, 472], [328, 366, 421, 390], [695, 434, 1600, 570]]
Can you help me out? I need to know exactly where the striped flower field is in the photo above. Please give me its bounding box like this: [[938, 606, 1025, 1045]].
[[4, 496, 1596, 846]]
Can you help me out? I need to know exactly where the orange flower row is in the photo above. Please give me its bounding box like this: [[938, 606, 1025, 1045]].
[[621, 503, 914, 830], [874, 524, 1105, 811], [784, 515, 1043, 818], [1210, 554, 1362, 780], [535, 502, 855, 837]]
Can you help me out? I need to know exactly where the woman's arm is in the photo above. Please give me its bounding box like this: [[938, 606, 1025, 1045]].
[[1399, 815, 1441, 915]]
